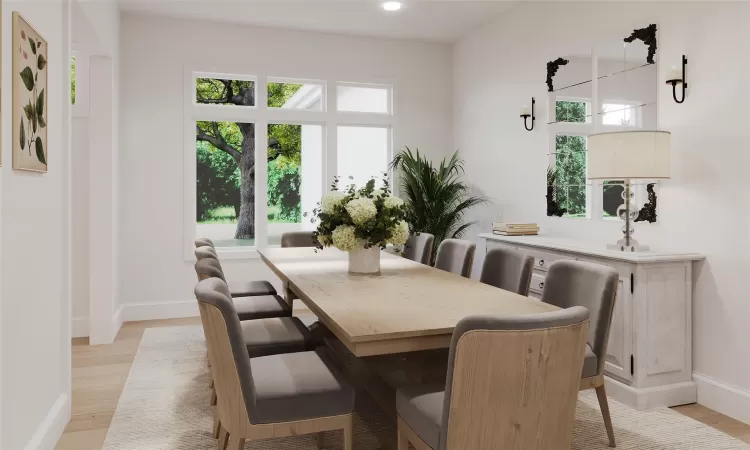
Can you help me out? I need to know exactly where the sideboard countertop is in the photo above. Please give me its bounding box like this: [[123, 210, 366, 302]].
[[479, 233, 705, 264]]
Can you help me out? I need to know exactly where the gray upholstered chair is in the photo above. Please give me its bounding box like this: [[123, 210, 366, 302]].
[[403, 232, 435, 265], [194, 246, 277, 297], [195, 237, 215, 248], [194, 259, 290, 321], [541, 260, 619, 448], [433, 239, 476, 278], [195, 245, 218, 261], [280, 231, 316, 248], [195, 278, 354, 450], [396, 307, 590, 450], [479, 247, 535, 296]]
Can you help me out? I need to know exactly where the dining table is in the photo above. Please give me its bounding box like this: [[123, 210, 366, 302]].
[[258, 247, 560, 357]]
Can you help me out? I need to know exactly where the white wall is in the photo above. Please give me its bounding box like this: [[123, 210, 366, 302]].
[[71, 117, 89, 337], [454, 1, 750, 423], [118, 13, 453, 319], [1, 1, 72, 448]]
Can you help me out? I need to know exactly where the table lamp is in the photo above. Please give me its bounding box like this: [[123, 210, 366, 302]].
[[587, 131, 671, 252]]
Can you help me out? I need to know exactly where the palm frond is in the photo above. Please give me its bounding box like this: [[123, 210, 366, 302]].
[[391, 148, 488, 264]]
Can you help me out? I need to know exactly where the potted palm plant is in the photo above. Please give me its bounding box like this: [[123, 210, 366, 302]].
[[390, 148, 487, 264]]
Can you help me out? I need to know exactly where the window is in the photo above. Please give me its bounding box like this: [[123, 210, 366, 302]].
[[268, 80, 323, 111], [555, 100, 590, 123], [553, 135, 587, 217], [186, 72, 394, 257], [602, 102, 640, 126], [267, 123, 324, 246], [337, 126, 390, 189], [196, 76, 255, 107], [337, 84, 391, 114], [71, 56, 76, 104]]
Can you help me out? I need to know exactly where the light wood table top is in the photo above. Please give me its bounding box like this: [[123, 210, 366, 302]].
[[259, 247, 559, 357]]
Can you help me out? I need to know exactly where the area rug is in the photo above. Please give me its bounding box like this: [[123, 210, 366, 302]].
[[102, 325, 750, 450]]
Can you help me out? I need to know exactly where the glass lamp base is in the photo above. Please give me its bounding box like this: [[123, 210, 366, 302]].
[[607, 240, 650, 252]]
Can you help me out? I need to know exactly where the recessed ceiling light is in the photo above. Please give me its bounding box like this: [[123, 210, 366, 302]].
[[381, 1, 403, 12]]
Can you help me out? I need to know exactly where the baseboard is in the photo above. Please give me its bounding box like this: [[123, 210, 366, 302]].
[[112, 303, 125, 338], [71, 316, 89, 338], [24, 393, 70, 450], [604, 376, 696, 410], [120, 300, 198, 322], [694, 372, 750, 425]]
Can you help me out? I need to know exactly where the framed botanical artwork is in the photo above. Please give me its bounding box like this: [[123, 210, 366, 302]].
[[13, 12, 47, 172]]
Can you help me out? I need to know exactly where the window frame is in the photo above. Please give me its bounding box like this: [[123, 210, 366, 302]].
[[183, 68, 396, 260]]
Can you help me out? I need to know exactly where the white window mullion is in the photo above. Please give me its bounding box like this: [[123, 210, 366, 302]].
[[325, 81, 338, 191], [255, 76, 269, 249]]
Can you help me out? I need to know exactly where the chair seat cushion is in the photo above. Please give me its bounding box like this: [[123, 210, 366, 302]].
[[228, 280, 277, 297], [396, 384, 444, 450], [241, 317, 311, 358], [250, 351, 355, 424], [233, 295, 290, 321], [583, 344, 598, 378]]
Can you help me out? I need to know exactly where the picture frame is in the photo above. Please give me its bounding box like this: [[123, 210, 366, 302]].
[[12, 12, 48, 173]]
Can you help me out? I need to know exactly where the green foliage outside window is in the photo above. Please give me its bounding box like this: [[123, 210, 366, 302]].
[[196, 80, 304, 226], [554, 135, 587, 217], [71, 56, 76, 105], [555, 100, 586, 123]]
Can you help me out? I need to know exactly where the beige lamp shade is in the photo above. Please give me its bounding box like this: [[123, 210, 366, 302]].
[[587, 131, 671, 180]]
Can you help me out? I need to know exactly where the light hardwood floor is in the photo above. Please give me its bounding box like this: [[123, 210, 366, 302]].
[[56, 317, 750, 449]]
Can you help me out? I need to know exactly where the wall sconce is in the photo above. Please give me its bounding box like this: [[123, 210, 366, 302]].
[[666, 55, 688, 104], [520, 98, 535, 131]]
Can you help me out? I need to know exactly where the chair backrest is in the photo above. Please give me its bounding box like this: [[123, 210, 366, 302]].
[[194, 258, 227, 282], [195, 245, 218, 261], [540, 260, 618, 375], [434, 239, 476, 278], [440, 307, 590, 450], [195, 237, 215, 249], [479, 247, 535, 296], [403, 232, 435, 265], [281, 231, 316, 248], [194, 278, 259, 430]]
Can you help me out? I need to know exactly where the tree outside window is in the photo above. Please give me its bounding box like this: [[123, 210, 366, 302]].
[[195, 79, 303, 241]]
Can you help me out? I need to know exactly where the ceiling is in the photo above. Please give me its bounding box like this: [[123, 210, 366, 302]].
[[117, 0, 517, 43]]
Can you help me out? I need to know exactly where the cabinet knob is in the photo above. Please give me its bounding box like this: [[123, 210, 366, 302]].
[[539, 282, 544, 290], [539, 259, 545, 267]]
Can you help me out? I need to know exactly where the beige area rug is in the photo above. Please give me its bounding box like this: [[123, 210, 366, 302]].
[[102, 326, 750, 450]]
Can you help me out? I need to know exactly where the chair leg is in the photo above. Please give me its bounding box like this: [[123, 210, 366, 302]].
[[343, 415, 353, 450], [397, 424, 409, 450], [227, 436, 245, 450], [212, 418, 221, 439], [317, 431, 325, 449], [217, 426, 229, 450], [210, 386, 217, 406], [595, 384, 616, 447]]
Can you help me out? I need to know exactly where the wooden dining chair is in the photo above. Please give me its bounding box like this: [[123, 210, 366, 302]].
[[433, 239, 476, 278], [195, 237, 215, 248], [403, 232, 435, 265], [195, 278, 355, 450], [479, 247, 535, 295], [396, 307, 590, 450], [194, 259, 291, 321], [194, 245, 278, 297], [280, 231, 316, 248], [541, 260, 619, 448]]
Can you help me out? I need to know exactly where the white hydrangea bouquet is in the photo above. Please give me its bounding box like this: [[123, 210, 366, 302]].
[[306, 174, 409, 274]]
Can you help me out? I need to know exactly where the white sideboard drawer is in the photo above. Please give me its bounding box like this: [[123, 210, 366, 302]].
[[529, 272, 546, 295]]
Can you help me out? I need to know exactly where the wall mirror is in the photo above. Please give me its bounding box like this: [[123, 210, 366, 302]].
[[546, 53, 593, 218], [547, 24, 659, 223]]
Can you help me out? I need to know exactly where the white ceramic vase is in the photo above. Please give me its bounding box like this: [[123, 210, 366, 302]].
[[348, 245, 381, 274]]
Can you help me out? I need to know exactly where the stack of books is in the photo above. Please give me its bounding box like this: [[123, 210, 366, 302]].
[[492, 223, 539, 236]]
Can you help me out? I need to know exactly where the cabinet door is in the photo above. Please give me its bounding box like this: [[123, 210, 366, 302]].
[[604, 276, 632, 382]]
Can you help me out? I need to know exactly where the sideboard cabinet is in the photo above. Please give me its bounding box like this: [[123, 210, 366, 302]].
[[480, 233, 704, 410]]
